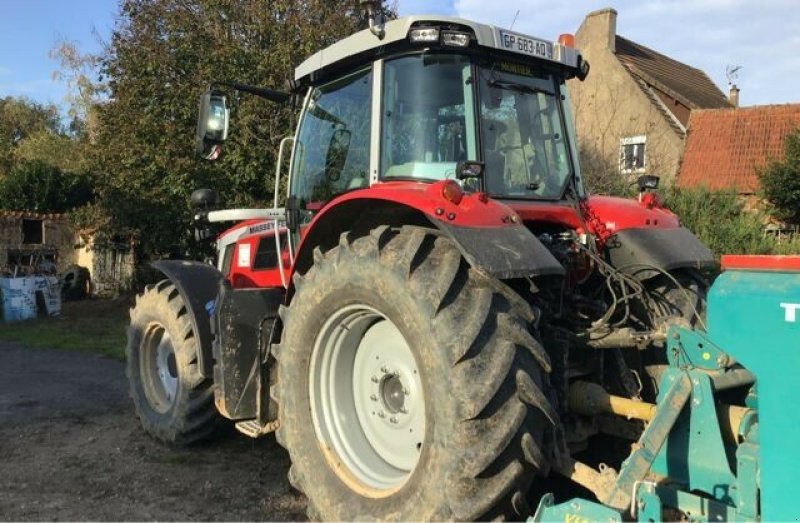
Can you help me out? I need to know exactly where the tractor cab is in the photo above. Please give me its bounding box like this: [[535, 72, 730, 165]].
[[196, 15, 592, 284], [286, 16, 589, 235]]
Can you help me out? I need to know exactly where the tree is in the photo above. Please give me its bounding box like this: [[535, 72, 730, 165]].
[[0, 160, 93, 213], [90, 0, 390, 257], [0, 97, 62, 176], [759, 129, 800, 224]]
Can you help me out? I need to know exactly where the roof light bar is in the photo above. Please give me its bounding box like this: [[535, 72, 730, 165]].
[[408, 27, 471, 47], [442, 31, 470, 47], [408, 27, 440, 43]]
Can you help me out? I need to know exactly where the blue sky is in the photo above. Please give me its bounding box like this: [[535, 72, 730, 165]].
[[2, 0, 798, 110], [0, 0, 117, 108]]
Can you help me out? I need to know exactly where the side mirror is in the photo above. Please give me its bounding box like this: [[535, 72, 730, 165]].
[[577, 56, 591, 81], [325, 129, 351, 182], [196, 89, 229, 160], [456, 161, 485, 181], [637, 174, 660, 192]]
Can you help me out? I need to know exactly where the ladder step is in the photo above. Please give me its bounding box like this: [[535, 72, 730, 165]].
[[235, 419, 278, 438]]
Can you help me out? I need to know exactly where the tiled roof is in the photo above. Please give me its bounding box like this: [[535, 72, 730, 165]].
[[0, 211, 66, 221], [677, 104, 800, 194], [616, 36, 732, 111]]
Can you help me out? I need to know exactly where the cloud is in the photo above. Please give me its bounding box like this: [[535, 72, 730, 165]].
[[447, 0, 799, 105]]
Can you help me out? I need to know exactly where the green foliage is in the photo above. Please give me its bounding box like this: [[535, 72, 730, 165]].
[[759, 129, 800, 224], [0, 160, 94, 213], [661, 187, 775, 257], [0, 97, 62, 176], [89, 0, 382, 257]]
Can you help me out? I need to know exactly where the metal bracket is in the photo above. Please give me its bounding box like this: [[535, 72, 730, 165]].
[[666, 325, 731, 370]]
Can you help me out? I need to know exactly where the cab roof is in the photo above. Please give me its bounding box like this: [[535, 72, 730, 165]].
[[294, 15, 583, 86]]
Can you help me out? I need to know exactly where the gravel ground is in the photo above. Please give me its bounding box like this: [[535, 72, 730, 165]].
[[0, 341, 306, 521]]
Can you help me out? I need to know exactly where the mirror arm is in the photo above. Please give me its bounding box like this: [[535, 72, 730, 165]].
[[211, 81, 292, 104]]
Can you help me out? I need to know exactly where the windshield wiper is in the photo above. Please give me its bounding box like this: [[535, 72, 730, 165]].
[[488, 79, 551, 95]]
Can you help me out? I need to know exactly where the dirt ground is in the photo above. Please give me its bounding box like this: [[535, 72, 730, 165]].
[[0, 341, 307, 521]]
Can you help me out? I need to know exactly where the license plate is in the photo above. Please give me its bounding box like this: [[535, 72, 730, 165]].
[[498, 30, 553, 60]]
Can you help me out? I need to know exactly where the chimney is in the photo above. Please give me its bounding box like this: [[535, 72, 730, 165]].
[[729, 85, 740, 107], [581, 8, 617, 52]]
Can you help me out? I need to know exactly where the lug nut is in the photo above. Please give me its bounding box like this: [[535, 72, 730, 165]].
[[371, 375, 379, 383], [380, 366, 389, 373], [389, 417, 398, 424], [377, 411, 385, 418], [370, 394, 377, 402]]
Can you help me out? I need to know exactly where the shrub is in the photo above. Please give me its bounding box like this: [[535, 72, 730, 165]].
[[661, 187, 775, 257], [759, 129, 800, 224]]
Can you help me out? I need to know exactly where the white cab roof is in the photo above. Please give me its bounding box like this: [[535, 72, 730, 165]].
[[294, 15, 581, 83]]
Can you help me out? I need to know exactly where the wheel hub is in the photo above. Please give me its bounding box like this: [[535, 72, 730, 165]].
[[380, 373, 405, 414]]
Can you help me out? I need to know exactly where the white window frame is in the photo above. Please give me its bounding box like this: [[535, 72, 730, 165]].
[[619, 135, 647, 174]]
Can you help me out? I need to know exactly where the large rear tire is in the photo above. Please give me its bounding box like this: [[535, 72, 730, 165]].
[[274, 226, 555, 521], [126, 280, 220, 444]]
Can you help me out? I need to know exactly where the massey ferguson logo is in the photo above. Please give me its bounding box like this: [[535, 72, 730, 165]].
[[780, 303, 800, 322]]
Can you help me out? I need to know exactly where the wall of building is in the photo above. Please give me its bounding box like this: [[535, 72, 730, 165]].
[[74, 235, 135, 296], [568, 9, 685, 187], [1, 213, 133, 296], [0, 214, 77, 273]]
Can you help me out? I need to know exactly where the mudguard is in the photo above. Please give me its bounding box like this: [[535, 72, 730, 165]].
[[604, 227, 717, 280], [435, 221, 564, 279], [151, 260, 224, 378], [292, 184, 566, 281]]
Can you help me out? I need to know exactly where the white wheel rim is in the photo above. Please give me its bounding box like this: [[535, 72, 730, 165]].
[[309, 304, 425, 493]]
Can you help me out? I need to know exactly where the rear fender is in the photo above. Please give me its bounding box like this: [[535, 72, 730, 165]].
[[604, 227, 718, 280], [151, 260, 224, 378], [291, 182, 565, 286]]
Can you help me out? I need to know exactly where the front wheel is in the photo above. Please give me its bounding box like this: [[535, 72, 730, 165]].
[[274, 226, 555, 521], [126, 280, 220, 444]]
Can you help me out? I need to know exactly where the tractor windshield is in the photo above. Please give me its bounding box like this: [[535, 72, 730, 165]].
[[381, 54, 477, 181], [478, 63, 573, 200]]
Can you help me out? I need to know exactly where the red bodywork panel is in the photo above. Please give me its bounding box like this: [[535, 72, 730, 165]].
[[218, 219, 289, 289], [722, 255, 800, 272], [304, 180, 521, 229], [505, 194, 680, 238], [218, 180, 682, 290]]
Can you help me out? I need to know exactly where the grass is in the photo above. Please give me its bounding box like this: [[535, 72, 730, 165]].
[[0, 297, 132, 360]]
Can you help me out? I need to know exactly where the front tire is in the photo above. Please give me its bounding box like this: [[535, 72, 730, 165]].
[[126, 280, 220, 444], [275, 226, 555, 521]]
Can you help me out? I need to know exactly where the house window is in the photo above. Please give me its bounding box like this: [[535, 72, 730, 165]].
[[21, 219, 43, 244], [620, 135, 647, 173]]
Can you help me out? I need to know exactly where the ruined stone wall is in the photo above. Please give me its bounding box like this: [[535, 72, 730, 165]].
[[0, 213, 76, 273]]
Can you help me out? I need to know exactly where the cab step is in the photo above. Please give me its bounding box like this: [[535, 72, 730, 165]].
[[235, 419, 279, 438]]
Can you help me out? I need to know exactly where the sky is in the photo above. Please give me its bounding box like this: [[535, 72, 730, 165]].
[[1, 0, 798, 111]]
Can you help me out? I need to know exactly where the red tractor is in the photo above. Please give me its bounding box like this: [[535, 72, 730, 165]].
[[127, 4, 715, 520]]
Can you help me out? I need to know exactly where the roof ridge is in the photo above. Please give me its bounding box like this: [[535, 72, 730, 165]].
[[692, 103, 800, 114]]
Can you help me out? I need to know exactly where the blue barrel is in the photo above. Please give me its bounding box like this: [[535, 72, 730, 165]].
[[0, 277, 38, 322]]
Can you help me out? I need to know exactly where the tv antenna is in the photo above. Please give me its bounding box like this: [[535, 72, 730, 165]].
[[726, 65, 742, 85]]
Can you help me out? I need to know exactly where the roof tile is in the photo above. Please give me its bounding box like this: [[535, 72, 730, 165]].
[[677, 104, 800, 193]]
